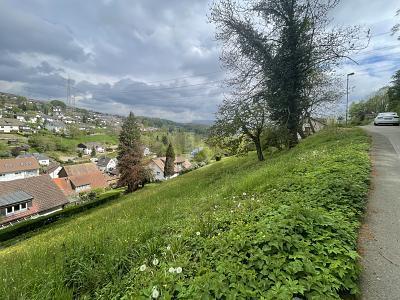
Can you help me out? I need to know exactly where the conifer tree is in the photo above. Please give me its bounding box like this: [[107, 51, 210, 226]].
[[164, 143, 175, 177], [117, 112, 152, 192]]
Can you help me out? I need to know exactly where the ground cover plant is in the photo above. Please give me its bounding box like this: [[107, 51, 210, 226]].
[[0, 128, 370, 299]]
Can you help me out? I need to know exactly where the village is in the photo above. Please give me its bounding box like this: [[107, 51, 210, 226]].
[[0, 92, 206, 228]]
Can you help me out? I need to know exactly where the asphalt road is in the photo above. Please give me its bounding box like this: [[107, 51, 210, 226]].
[[360, 125, 400, 300]]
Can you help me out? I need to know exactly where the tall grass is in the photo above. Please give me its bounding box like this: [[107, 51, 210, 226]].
[[0, 128, 370, 299]]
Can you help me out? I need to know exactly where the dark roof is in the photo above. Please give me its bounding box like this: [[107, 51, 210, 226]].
[[0, 157, 40, 174], [97, 157, 112, 167], [0, 190, 33, 207], [0, 175, 69, 224]]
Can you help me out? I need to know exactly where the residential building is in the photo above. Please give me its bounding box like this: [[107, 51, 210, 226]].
[[45, 120, 66, 133], [148, 157, 192, 181], [143, 147, 151, 156], [17, 153, 50, 166], [0, 118, 22, 133], [191, 147, 204, 157], [77, 142, 105, 155], [54, 163, 108, 196], [97, 157, 117, 173], [0, 157, 40, 182], [0, 175, 68, 226], [45, 162, 62, 179]]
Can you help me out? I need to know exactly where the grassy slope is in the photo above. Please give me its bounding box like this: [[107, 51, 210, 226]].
[[0, 128, 370, 299]]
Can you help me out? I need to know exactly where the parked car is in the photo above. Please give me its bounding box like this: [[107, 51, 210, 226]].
[[374, 112, 400, 126]]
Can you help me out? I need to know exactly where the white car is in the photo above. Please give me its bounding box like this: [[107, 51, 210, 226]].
[[374, 112, 400, 126]]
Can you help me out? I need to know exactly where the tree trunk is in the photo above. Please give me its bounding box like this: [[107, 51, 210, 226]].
[[298, 128, 306, 139], [253, 136, 264, 161]]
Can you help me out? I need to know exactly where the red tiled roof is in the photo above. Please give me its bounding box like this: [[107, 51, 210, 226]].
[[0, 157, 40, 174], [61, 163, 99, 177], [0, 175, 68, 224], [53, 178, 74, 196]]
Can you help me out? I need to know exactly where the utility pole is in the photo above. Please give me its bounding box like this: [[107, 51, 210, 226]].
[[66, 75, 71, 107], [346, 72, 355, 126]]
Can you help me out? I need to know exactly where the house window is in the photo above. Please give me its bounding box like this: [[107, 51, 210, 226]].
[[5, 202, 29, 216]]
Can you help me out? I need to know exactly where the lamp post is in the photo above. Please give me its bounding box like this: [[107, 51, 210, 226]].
[[346, 72, 355, 126]]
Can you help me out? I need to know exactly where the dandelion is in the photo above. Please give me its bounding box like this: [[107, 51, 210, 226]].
[[152, 286, 160, 299], [168, 267, 176, 273], [176, 267, 182, 274], [139, 264, 146, 272], [196, 231, 201, 236], [152, 258, 159, 266], [166, 245, 171, 251]]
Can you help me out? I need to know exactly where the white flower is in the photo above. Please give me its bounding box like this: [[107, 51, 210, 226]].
[[237, 203, 241, 208], [166, 245, 171, 251], [251, 197, 255, 201], [196, 231, 201, 236], [152, 287, 160, 299], [139, 264, 146, 272], [230, 210, 234, 213], [152, 258, 159, 266], [176, 267, 182, 274], [168, 267, 176, 273], [243, 192, 247, 196]]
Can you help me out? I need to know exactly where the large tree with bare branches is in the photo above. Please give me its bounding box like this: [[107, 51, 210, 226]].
[[210, 0, 368, 147]]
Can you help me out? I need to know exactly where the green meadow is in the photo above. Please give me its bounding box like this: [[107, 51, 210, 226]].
[[0, 128, 370, 299]]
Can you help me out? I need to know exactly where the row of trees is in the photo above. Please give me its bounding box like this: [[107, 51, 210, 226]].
[[208, 0, 369, 161]]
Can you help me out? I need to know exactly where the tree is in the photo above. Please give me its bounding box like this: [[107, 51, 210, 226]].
[[388, 70, 400, 113], [392, 9, 400, 40], [210, 94, 269, 161], [210, 0, 368, 147], [164, 143, 175, 177], [161, 135, 169, 146], [91, 146, 96, 157], [117, 112, 152, 193]]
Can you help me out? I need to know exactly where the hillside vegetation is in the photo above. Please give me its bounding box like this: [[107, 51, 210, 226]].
[[0, 128, 370, 299]]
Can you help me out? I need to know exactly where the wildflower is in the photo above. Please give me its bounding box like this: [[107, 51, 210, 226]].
[[237, 203, 241, 208], [166, 245, 171, 251], [230, 210, 234, 213], [168, 267, 176, 273], [152, 286, 160, 299], [196, 231, 201, 236], [176, 267, 182, 274], [243, 192, 247, 196], [139, 264, 146, 272], [251, 197, 255, 201], [152, 258, 159, 266]]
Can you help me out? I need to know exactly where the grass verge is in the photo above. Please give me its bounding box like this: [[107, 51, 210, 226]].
[[0, 128, 370, 299]]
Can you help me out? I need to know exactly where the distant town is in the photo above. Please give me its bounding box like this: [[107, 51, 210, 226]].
[[0, 91, 208, 227]]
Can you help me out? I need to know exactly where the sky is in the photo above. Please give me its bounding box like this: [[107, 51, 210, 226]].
[[0, 0, 399, 123]]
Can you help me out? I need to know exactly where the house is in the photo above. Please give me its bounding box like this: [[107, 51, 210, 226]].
[[190, 147, 204, 157], [0, 175, 69, 226], [16, 115, 26, 122], [45, 162, 62, 179], [54, 163, 108, 196], [77, 142, 105, 155], [0, 118, 22, 133], [0, 157, 40, 182], [45, 120, 66, 133], [148, 157, 192, 181], [97, 157, 117, 173], [17, 153, 50, 166]]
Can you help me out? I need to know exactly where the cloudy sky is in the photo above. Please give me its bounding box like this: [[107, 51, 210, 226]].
[[0, 0, 399, 122]]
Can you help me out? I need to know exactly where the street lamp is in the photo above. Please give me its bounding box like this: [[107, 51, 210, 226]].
[[346, 72, 355, 126]]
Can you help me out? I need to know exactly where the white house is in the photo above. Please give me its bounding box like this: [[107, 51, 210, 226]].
[[148, 157, 192, 181], [143, 147, 151, 156], [77, 142, 105, 155], [45, 162, 62, 179], [45, 121, 66, 133], [0, 118, 22, 133], [0, 157, 40, 182], [97, 157, 117, 173]]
